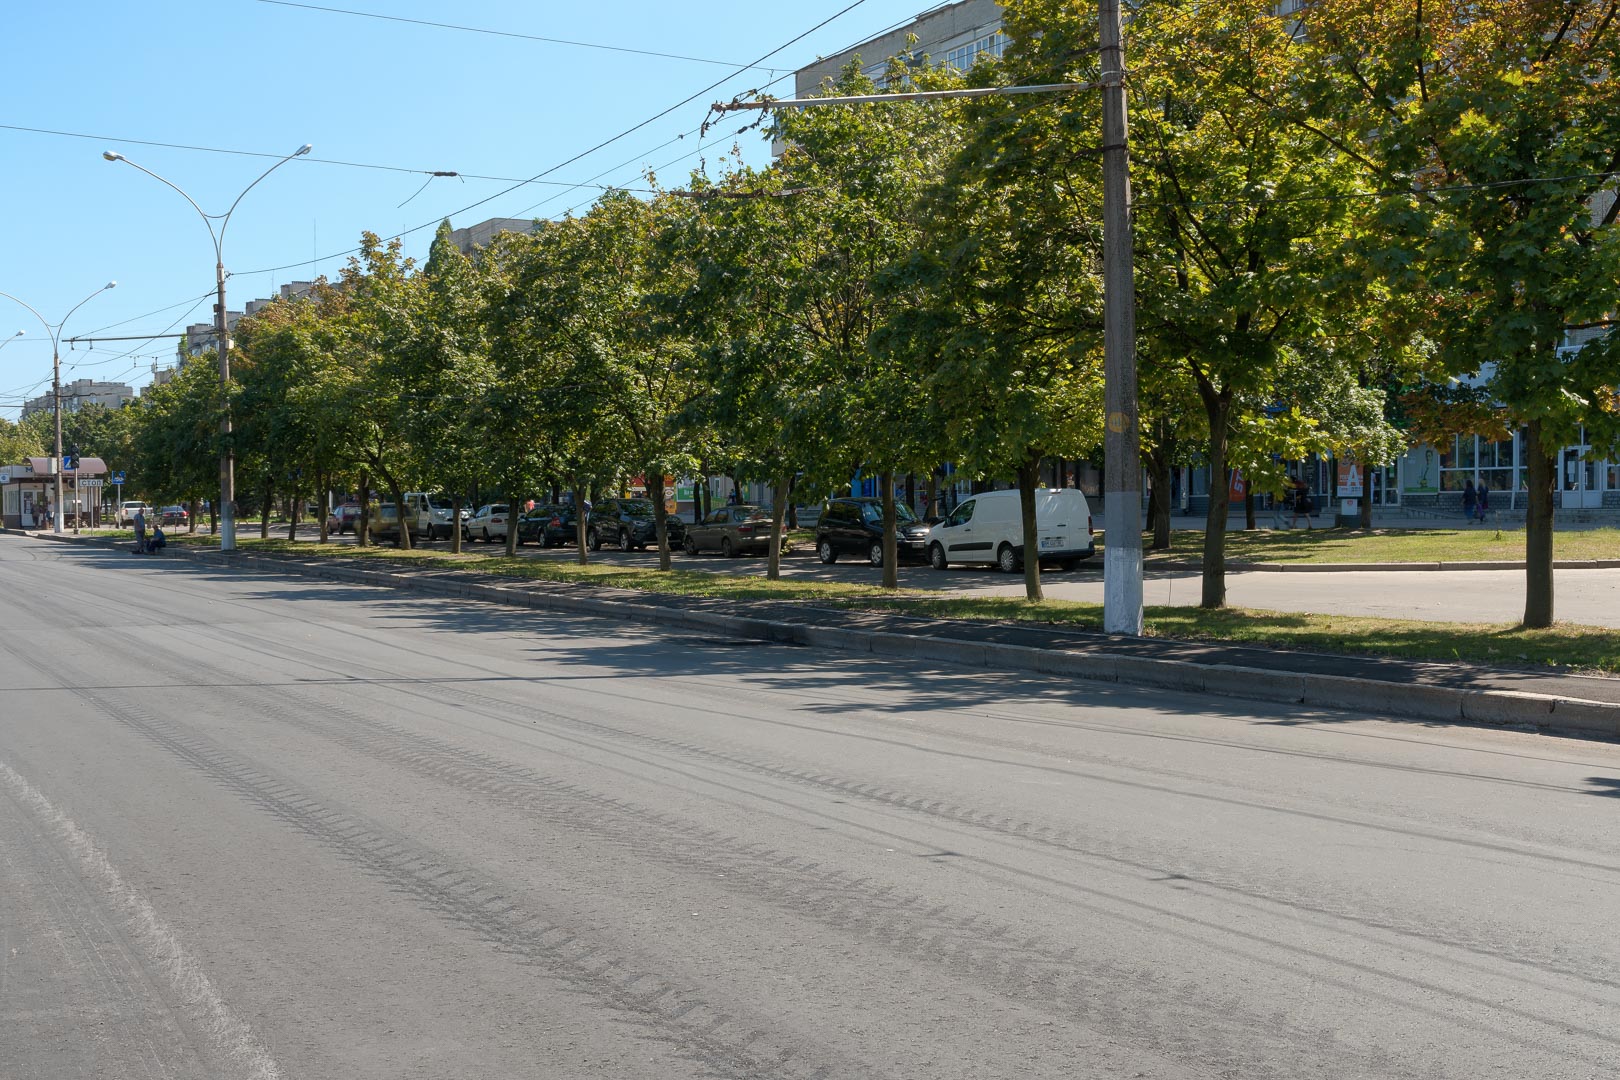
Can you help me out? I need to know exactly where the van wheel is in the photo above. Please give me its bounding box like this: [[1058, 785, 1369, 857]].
[[928, 543, 949, 570], [868, 541, 884, 568], [817, 538, 837, 564], [997, 543, 1021, 574]]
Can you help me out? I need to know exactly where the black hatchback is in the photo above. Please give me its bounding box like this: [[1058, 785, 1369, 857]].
[[815, 497, 930, 567], [587, 498, 686, 551]]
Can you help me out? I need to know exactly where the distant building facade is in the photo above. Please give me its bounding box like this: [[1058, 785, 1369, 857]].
[[793, 0, 1006, 95], [178, 281, 316, 360], [20, 379, 135, 420], [449, 218, 536, 256]]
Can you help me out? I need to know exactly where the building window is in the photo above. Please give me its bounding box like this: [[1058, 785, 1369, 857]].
[[944, 30, 1008, 72]]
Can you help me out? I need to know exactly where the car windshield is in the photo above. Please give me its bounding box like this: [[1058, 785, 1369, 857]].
[[860, 502, 919, 525], [426, 496, 450, 510], [489, 505, 507, 514]]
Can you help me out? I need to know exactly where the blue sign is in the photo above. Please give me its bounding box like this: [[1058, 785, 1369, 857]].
[[112, 471, 126, 484], [61, 455, 75, 471]]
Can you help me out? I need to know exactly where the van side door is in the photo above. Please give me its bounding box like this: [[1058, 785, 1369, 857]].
[[940, 499, 983, 558]]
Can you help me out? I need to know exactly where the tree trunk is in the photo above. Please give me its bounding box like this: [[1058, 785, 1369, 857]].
[[574, 479, 590, 565], [904, 472, 916, 517], [926, 471, 939, 520], [1016, 455, 1044, 602], [316, 471, 330, 544], [1360, 476, 1374, 530], [356, 469, 371, 547], [1200, 395, 1233, 609], [500, 491, 517, 557], [1244, 486, 1256, 531], [206, 499, 215, 536], [880, 470, 898, 590], [651, 476, 672, 571], [785, 473, 799, 530], [387, 476, 411, 550], [286, 484, 300, 542], [260, 480, 272, 539], [766, 474, 791, 580], [450, 494, 463, 554], [1149, 449, 1173, 551], [1523, 420, 1556, 628]]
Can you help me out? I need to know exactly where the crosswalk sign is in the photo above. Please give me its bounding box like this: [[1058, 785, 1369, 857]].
[[61, 455, 75, 471]]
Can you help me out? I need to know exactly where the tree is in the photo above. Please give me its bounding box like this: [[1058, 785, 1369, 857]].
[[1300, 0, 1620, 626]]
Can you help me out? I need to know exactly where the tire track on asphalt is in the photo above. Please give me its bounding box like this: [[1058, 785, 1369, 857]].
[[173, 618, 1620, 1003], [0, 636, 843, 1080], [88, 624, 1619, 1077]]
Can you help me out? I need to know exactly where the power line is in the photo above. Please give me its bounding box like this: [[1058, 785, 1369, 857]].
[[231, 0, 876, 278], [254, 0, 777, 72]]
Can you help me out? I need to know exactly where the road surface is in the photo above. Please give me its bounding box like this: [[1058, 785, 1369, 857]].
[[3, 533, 1619, 1078]]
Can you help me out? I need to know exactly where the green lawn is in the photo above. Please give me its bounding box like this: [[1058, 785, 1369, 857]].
[[147, 533, 1620, 675], [1147, 526, 1620, 565]]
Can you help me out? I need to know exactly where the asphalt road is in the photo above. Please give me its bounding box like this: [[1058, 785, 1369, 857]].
[[4, 532, 1620, 1079]]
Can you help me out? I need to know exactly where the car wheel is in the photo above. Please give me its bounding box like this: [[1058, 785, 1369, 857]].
[[620, 528, 633, 551], [721, 537, 736, 558], [817, 538, 837, 564], [479, 528, 489, 544], [868, 541, 884, 568], [997, 543, 1020, 574], [588, 529, 602, 551], [929, 543, 949, 570], [683, 536, 698, 555]]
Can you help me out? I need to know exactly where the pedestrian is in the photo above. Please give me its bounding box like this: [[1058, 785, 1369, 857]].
[[1287, 478, 1314, 530], [1475, 482, 1490, 524], [148, 524, 167, 554], [133, 508, 147, 554], [1461, 479, 1477, 521]]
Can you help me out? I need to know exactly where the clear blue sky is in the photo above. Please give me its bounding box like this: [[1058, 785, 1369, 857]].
[[0, 0, 936, 419]]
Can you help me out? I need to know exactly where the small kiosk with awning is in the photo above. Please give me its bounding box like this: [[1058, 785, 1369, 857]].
[[1, 456, 108, 529]]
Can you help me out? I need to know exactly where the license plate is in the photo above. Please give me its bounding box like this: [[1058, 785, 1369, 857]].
[[1040, 537, 1062, 549]]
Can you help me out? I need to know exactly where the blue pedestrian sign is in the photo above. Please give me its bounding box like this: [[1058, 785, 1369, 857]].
[[61, 455, 75, 471], [112, 471, 126, 484]]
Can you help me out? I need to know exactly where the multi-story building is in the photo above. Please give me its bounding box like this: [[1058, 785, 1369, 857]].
[[19, 378, 135, 420], [449, 218, 536, 256], [793, 0, 1006, 94], [177, 281, 316, 361]]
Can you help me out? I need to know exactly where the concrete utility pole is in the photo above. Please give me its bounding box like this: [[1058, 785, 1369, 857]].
[[1099, 0, 1144, 634], [713, 1, 1146, 634], [104, 143, 311, 552], [0, 284, 117, 534]]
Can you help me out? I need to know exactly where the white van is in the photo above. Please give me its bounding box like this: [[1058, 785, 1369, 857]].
[[925, 488, 1094, 572]]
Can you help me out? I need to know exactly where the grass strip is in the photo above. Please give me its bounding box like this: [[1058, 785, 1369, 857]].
[[1149, 526, 1620, 565]]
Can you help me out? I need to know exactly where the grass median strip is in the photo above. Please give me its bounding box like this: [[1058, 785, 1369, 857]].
[[145, 533, 1620, 675]]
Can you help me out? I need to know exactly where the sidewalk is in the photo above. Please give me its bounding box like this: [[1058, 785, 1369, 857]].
[[23, 531, 1619, 739]]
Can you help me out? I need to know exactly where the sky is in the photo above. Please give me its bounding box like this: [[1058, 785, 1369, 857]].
[[0, 0, 943, 420]]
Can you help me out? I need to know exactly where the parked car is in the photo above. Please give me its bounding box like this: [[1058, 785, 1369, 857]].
[[815, 497, 930, 567], [684, 504, 779, 557], [463, 503, 511, 543], [925, 488, 1094, 573], [116, 501, 152, 527], [326, 502, 364, 534], [159, 505, 189, 527], [514, 504, 576, 546], [587, 498, 685, 551], [375, 492, 458, 542]]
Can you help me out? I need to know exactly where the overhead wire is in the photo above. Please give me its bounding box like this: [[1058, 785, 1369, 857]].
[[230, 0, 878, 278]]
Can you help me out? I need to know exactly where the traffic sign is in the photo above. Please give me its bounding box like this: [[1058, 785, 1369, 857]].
[[80, 478, 104, 489], [111, 470, 126, 484], [61, 455, 75, 471]]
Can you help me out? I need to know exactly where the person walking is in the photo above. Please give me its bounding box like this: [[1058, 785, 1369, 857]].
[[1461, 479, 1477, 521], [1287, 478, 1314, 530], [1475, 482, 1490, 524], [133, 508, 147, 553]]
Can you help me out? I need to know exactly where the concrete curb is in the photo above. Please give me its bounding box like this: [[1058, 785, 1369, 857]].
[[1151, 558, 1620, 573], [29, 532, 1620, 740]]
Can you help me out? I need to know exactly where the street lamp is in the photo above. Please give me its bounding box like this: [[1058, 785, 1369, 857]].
[[0, 330, 23, 353], [103, 142, 312, 551], [0, 284, 117, 533]]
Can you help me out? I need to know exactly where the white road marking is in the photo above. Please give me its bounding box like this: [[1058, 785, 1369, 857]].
[[0, 758, 286, 1080]]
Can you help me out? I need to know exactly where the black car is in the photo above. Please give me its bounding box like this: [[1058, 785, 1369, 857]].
[[815, 497, 930, 567], [587, 498, 686, 551], [515, 504, 581, 547]]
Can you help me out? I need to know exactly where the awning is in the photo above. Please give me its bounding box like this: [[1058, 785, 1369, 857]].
[[24, 456, 107, 477]]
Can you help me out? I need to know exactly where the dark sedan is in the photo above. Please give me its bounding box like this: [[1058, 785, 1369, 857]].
[[515, 505, 579, 547], [587, 498, 685, 551], [683, 505, 779, 557], [815, 497, 930, 567]]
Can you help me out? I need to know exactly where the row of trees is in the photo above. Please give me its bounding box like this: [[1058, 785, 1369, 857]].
[[20, 0, 1618, 626]]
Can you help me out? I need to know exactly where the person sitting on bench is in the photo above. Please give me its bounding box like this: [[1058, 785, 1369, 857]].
[[148, 525, 167, 554]]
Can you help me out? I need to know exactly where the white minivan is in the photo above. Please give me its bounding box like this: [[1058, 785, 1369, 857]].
[[926, 488, 1094, 572]]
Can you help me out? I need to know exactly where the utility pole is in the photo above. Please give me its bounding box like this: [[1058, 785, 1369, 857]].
[[713, 3, 1147, 634], [1099, 0, 1144, 634]]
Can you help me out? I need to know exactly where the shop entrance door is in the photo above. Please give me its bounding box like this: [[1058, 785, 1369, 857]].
[[1561, 446, 1603, 508]]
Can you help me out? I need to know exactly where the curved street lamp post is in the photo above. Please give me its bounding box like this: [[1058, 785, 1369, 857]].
[[104, 143, 311, 551], [0, 285, 118, 533]]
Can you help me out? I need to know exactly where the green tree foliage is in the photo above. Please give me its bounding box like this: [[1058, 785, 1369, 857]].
[[1300, 0, 1620, 626]]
